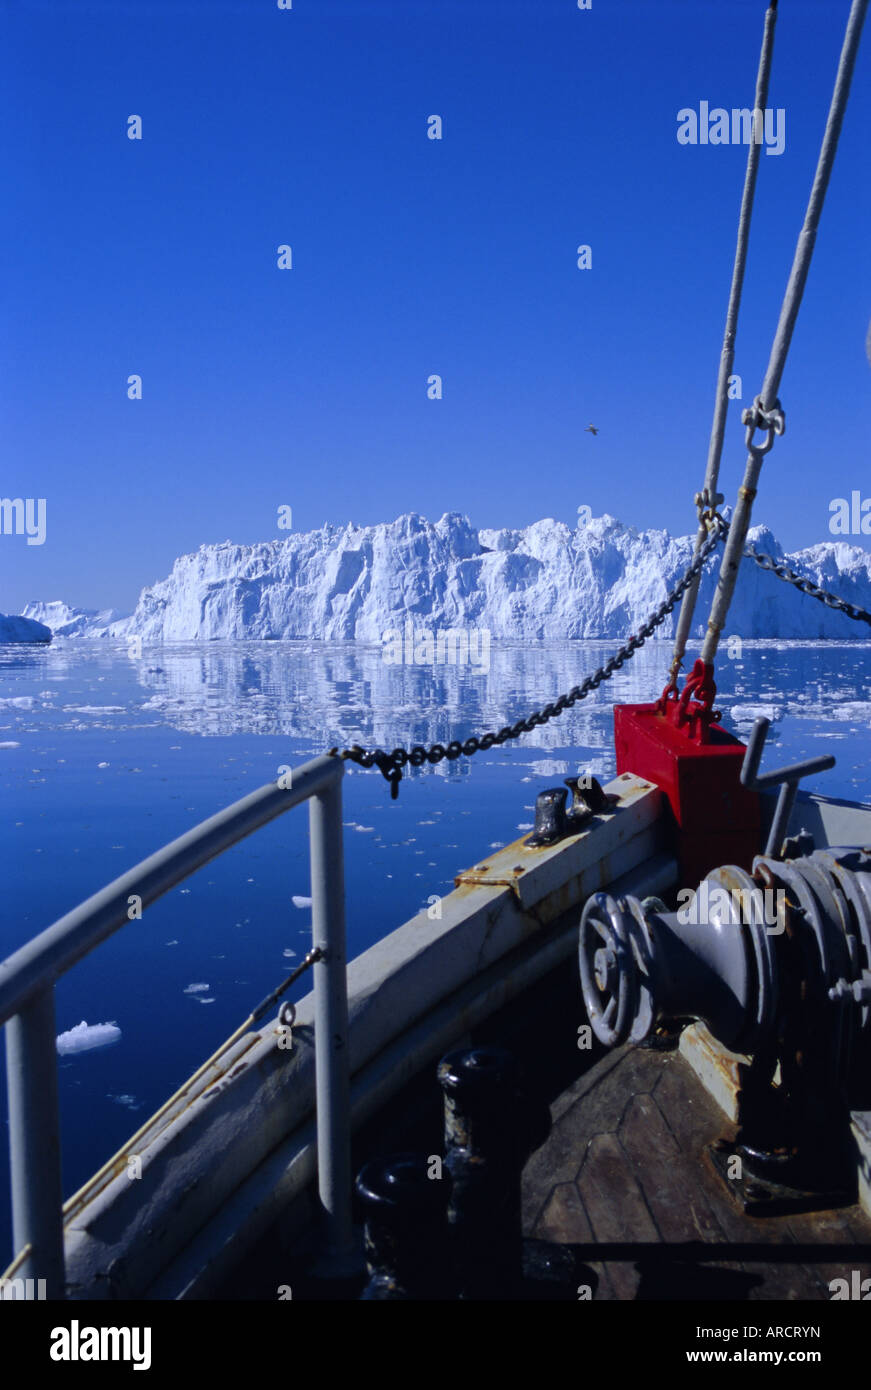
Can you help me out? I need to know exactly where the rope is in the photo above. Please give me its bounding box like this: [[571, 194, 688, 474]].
[[701, 0, 869, 666], [668, 0, 779, 690]]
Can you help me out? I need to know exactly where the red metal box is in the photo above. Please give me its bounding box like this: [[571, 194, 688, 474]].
[[614, 703, 761, 887]]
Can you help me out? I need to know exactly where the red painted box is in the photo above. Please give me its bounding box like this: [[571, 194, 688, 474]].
[[614, 703, 761, 888]]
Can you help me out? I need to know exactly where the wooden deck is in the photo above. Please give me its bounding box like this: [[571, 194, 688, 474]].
[[522, 1041, 871, 1300]]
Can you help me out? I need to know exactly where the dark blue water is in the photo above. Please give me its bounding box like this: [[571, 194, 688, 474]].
[[2, 637, 870, 1265]]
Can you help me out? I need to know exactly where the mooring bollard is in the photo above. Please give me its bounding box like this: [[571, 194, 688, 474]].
[[355, 1152, 451, 1300], [438, 1045, 538, 1299]]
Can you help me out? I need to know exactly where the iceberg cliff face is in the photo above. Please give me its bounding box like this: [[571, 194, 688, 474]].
[[20, 512, 871, 641]]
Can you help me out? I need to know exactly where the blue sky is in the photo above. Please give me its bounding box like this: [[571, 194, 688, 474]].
[[1, 0, 869, 613]]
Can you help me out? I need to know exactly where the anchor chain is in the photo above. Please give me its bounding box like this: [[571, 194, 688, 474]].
[[742, 544, 871, 628]]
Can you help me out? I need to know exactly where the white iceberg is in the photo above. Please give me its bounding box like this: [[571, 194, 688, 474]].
[[56, 1021, 122, 1056], [27, 512, 871, 643], [21, 600, 128, 638]]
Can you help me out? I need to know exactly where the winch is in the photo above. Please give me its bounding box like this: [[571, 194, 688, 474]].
[[579, 844, 871, 1212]]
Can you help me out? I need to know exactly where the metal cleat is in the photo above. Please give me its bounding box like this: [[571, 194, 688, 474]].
[[564, 774, 610, 817], [526, 787, 570, 847], [527, 776, 609, 848]]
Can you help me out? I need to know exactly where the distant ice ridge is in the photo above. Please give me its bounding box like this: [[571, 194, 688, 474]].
[[56, 1021, 122, 1055], [20, 513, 871, 641], [21, 600, 127, 638]]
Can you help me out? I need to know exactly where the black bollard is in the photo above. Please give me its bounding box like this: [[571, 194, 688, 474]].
[[355, 1152, 452, 1300], [438, 1046, 534, 1299]]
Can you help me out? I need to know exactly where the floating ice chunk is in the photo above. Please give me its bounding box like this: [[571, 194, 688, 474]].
[[56, 1021, 122, 1055], [183, 982, 210, 994], [292, 895, 313, 908], [729, 703, 785, 724], [108, 1093, 141, 1110], [63, 705, 126, 714], [0, 741, 21, 749], [0, 696, 35, 709]]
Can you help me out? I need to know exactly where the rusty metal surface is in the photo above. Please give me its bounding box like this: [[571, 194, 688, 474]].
[[679, 1023, 752, 1125], [455, 773, 663, 917]]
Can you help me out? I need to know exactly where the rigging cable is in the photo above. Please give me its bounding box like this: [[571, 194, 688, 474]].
[[667, 0, 779, 692], [700, 0, 869, 667]]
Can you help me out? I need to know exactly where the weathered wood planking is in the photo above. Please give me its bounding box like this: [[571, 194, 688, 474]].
[[523, 1043, 871, 1301]]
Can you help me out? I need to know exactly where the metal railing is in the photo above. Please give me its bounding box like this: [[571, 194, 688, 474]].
[[0, 752, 352, 1299]]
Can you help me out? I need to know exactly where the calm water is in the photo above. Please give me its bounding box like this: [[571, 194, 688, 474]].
[[2, 637, 870, 1263]]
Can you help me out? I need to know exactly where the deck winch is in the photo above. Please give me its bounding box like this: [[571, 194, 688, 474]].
[[579, 845, 871, 1210]]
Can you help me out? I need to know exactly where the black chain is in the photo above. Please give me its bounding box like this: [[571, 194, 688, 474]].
[[332, 521, 727, 798], [742, 543, 871, 628]]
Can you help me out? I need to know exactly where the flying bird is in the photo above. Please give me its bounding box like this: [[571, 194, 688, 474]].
[[585, 424, 599, 436]]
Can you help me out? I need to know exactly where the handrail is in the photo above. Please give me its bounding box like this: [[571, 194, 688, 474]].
[[2, 752, 353, 1298]]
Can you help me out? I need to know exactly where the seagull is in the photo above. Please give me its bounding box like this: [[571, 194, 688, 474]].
[[585, 424, 599, 436]]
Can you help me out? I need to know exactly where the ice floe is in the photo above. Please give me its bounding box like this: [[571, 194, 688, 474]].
[[56, 1021, 122, 1055]]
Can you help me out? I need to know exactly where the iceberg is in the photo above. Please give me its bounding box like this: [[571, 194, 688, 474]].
[[22, 512, 871, 643], [56, 1021, 122, 1055], [0, 612, 51, 643], [21, 601, 127, 639]]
